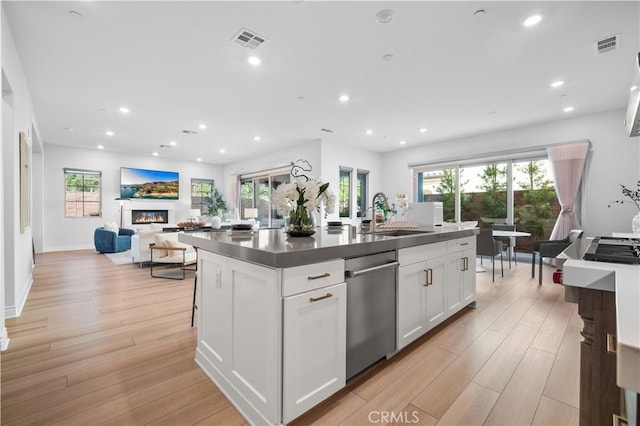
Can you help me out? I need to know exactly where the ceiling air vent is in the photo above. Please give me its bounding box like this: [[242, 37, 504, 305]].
[[232, 28, 266, 49], [181, 130, 197, 135], [595, 34, 620, 55]]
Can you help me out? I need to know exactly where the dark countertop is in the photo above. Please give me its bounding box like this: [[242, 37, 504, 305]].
[[180, 225, 479, 268]]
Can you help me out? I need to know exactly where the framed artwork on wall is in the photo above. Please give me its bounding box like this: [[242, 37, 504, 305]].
[[19, 131, 32, 233]]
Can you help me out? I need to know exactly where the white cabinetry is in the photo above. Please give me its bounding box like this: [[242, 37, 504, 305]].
[[397, 242, 447, 349], [196, 251, 280, 424], [196, 251, 346, 425], [446, 237, 476, 316], [283, 282, 346, 423], [397, 236, 477, 350]]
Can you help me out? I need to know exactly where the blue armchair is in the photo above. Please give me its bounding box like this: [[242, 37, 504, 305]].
[[94, 227, 135, 253]]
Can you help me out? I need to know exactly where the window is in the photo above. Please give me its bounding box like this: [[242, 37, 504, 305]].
[[64, 169, 101, 218], [356, 170, 368, 217], [239, 167, 290, 227], [413, 153, 560, 243], [339, 168, 352, 218], [191, 178, 226, 216], [417, 168, 457, 222]]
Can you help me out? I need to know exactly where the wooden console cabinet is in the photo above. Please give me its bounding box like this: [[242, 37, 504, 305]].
[[578, 287, 639, 426]]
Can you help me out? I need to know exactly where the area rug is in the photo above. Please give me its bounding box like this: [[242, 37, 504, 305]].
[[104, 250, 134, 266]]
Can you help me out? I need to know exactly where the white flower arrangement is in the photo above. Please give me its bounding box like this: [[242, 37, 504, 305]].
[[272, 177, 336, 229]]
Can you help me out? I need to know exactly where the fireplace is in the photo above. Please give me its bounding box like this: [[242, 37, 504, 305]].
[[131, 209, 169, 225]]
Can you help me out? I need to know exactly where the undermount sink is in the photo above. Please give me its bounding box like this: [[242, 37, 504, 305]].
[[366, 229, 430, 237]]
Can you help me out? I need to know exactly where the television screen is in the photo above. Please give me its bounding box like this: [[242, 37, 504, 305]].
[[120, 167, 179, 200]]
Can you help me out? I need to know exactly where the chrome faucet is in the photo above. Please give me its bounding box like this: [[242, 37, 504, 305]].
[[371, 192, 391, 232]]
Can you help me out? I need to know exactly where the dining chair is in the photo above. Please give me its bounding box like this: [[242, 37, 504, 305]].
[[476, 229, 504, 282], [492, 223, 517, 268], [531, 229, 583, 285]]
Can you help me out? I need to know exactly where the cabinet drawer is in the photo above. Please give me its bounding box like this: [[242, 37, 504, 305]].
[[447, 236, 476, 253], [282, 259, 345, 297], [399, 242, 447, 265]]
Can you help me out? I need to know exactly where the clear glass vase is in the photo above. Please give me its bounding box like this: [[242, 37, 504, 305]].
[[285, 207, 316, 237], [633, 212, 640, 234]]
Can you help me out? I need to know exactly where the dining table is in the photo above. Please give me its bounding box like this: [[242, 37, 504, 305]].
[[476, 229, 532, 273], [492, 229, 532, 268]]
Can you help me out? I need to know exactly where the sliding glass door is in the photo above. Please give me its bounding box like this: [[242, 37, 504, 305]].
[[239, 170, 290, 227], [414, 156, 559, 244]]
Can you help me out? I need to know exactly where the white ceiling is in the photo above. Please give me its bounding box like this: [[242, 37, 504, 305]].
[[3, 1, 639, 165]]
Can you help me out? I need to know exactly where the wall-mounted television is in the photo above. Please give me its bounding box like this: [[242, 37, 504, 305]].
[[120, 167, 179, 200]]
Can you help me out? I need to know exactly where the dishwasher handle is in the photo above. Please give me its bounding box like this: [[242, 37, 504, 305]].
[[345, 261, 399, 278]]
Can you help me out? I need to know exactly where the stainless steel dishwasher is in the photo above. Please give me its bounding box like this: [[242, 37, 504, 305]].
[[345, 251, 398, 379]]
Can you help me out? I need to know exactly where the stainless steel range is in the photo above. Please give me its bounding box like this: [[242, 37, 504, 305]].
[[583, 237, 640, 264]]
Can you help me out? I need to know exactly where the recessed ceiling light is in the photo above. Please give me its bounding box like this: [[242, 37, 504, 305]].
[[254, 136, 261, 141], [119, 106, 130, 114], [197, 158, 202, 162], [220, 149, 226, 154], [419, 128, 427, 133], [523, 14, 542, 27], [563, 106, 575, 112], [400, 140, 406, 145], [375, 9, 394, 24], [198, 123, 207, 130], [365, 130, 373, 135], [152, 152, 159, 156], [631, 85, 639, 92], [339, 94, 350, 103], [248, 56, 261, 66], [550, 80, 564, 88], [97, 145, 104, 150], [169, 141, 177, 146], [105, 131, 114, 136]]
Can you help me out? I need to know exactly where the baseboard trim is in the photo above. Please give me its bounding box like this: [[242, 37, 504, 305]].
[[1, 327, 10, 351], [5, 272, 33, 319], [43, 244, 94, 253]]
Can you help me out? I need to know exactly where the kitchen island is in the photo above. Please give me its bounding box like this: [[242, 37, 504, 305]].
[[180, 225, 478, 425], [561, 239, 640, 426]]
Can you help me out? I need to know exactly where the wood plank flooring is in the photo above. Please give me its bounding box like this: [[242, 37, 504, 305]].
[[1, 250, 580, 425]]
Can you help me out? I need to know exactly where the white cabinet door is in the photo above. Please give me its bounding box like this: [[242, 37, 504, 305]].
[[283, 283, 346, 424], [461, 247, 476, 305], [446, 253, 464, 316], [425, 255, 447, 331], [226, 258, 280, 424], [197, 250, 231, 373], [397, 261, 428, 349], [447, 241, 477, 316]]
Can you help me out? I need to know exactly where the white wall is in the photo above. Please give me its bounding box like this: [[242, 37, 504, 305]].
[[320, 139, 382, 225], [1, 98, 9, 347], [42, 145, 224, 251], [381, 108, 640, 237], [2, 9, 38, 320]]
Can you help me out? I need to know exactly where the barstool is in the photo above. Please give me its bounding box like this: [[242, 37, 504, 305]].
[[191, 271, 197, 327], [191, 247, 198, 327]]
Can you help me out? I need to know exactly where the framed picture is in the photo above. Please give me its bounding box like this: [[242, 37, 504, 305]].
[[19, 131, 32, 233]]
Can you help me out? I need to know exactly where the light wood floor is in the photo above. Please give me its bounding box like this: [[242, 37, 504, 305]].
[[1, 250, 580, 425]]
